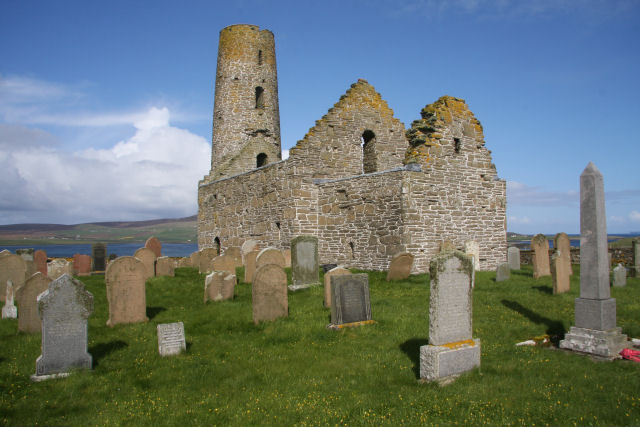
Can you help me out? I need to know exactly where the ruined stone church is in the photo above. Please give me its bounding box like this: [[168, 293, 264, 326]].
[[198, 24, 506, 273]]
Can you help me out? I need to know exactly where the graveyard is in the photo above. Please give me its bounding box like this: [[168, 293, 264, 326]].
[[1, 262, 639, 425]]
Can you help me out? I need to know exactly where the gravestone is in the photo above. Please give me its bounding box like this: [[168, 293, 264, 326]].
[[155, 257, 176, 277], [47, 258, 74, 280], [190, 251, 201, 269], [420, 251, 480, 382], [134, 247, 157, 280], [198, 248, 219, 274], [507, 246, 520, 270], [330, 274, 372, 325], [554, 232, 573, 276], [17, 248, 37, 278], [105, 256, 148, 327], [256, 247, 286, 270], [551, 251, 571, 294], [560, 163, 627, 358], [210, 254, 238, 276], [224, 247, 243, 269], [252, 263, 288, 324], [464, 241, 480, 272], [495, 263, 510, 282], [157, 322, 186, 356], [16, 272, 52, 333], [531, 234, 551, 279], [283, 249, 292, 268], [0, 249, 10, 257], [73, 254, 92, 276], [244, 249, 260, 283], [632, 239, 639, 278], [290, 236, 320, 291], [177, 257, 192, 268], [34, 250, 48, 275], [32, 274, 93, 381], [145, 236, 162, 258], [91, 243, 107, 272], [241, 239, 260, 263], [612, 264, 626, 287], [204, 271, 236, 302], [386, 252, 414, 281], [2, 280, 17, 319], [324, 266, 351, 307], [0, 253, 27, 302]]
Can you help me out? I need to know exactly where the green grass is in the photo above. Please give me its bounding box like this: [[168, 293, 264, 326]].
[[1, 265, 639, 425]]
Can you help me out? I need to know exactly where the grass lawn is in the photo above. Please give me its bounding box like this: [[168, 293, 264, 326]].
[[1, 265, 639, 425]]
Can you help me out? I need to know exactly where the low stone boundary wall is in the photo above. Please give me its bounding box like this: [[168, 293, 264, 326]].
[[518, 247, 633, 266]]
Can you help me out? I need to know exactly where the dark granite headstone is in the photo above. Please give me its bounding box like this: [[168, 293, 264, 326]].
[[330, 274, 371, 325], [92, 243, 107, 272]]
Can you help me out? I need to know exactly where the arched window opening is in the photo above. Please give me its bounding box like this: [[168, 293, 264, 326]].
[[258, 50, 263, 65], [214, 237, 221, 256], [454, 137, 461, 154], [255, 87, 264, 109], [257, 153, 268, 168], [361, 130, 377, 174]]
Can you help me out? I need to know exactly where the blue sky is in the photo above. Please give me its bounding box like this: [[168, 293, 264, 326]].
[[1, 0, 638, 234]]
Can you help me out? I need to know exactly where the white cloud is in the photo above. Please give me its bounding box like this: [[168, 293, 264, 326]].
[[630, 211, 640, 223], [282, 149, 289, 160]]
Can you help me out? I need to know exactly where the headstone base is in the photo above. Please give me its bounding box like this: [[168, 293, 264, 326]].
[[2, 305, 17, 319], [326, 320, 376, 330], [419, 339, 481, 382], [574, 297, 616, 330], [559, 326, 627, 359], [288, 282, 321, 292], [30, 372, 71, 382]]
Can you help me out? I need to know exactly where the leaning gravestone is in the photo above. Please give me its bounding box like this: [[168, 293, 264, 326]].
[[16, 272, 52, 333], [420, 251, 480, 382], [155, 257, 176, 277], [290, 236, 320, 291], [73, 254, 92, 276], [531, 234, 551, 279], [145, 236, 162, 258], [204, 271, 236, 302], [0, 254, 27, 302], [34, 250, 48, 275], [105, 256, 148, 327], [386, 252, 414, 281], [330, 274, 372, 326], [198, 248, 219, 274], [91, 243, 107, 272], [244, 249, 260, 283], [134, 247, 157, 280], [632, 239, 639, 278], [612, 264, 626, 287], [255, 248, 286, 270], [495, 263, 510, 282], [48, 259, 74, 280], [560, 162, 627, 358], [551, 250, 571, 294], [157, 322, 186, 356], [507, 246, 520, 270], [2, 280, 17, 319], [324, 266, 351, 308], [210, 254, 238, 277], [31, 274, 93, 381], [464, 241, 480, 272], [252, 264, 288, 324]]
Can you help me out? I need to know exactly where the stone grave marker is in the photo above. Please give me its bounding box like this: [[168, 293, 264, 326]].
[[190, 251, 200, 269], [204, 271, 236, 302], [252, 263, 288, 324], [283, 249, 292, 268], [224, 247, 243, 268], [0, 249, 10, 258], [420, 251, 480, 382], [464, 240, 480, 271], [145, 236, 162, 258], [34, 250, 48, 275], [560, 162, 627, 358], [290, 236, 320, 291], [17, 248, 37, 278], [495, 263, 510, 282], [256, 247, 286, 270], [32, 274, 93, 381], [244, 249, 260, 283], [612, 263, 626, 287], [47, 258, 74, 280], [0, 253, 27, 302], [156, 257, 176, 277], [2, 280, 17, 319], [198, 248, 219, 274], [551, 251, 571, 294], [324, 266, 351, 308], [531, 234, 551, 279], [507, 246, 520, 270], [210, 254, 238, 276], [632, 239, 639, 278], [554, 232, 573, 276], [92, 243, 107, 272], [73, 254, 92, 276], [330, 274, 372, 325], [134, 247, 157, 280], [105, 256, 148, 327], [16, 272, 52, 333], [241, 239, 260, 263], [386, 252, 414, 281], [157, 322, 186, 356]]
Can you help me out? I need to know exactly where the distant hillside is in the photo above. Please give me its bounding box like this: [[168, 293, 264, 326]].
[[0, 215, 197, 244]]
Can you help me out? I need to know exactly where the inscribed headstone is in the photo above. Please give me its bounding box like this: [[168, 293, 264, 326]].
[[224, 247, 242, 268], [323, 266, 351, 307], [157, 322, 186, 356], [0, 254, 27, 302], [155, 257, 176, 277], [531, 234, 551, 279], [34, 250, 48, 275], [73, 254, 92, 276], [16, 272, 52, 333], [198, 248, 219, 274], [255, 247, 286, 270], [190, 251, 200, 269], [145, 236, 162, 258], [283, 249, 292, 268], [386, 252, 414, 281], [91, 243, 107, 272], [244, 249, 260, 283], [495, 263, 510, 282], [507, 246, 520, 270], [330, 274, 371, 325], [291, 236, 319, 290], [47, 259, 74, 280], [210, 254, 238, 276], [2, 281, 17, 319], [554, 232, 573, 275], [241, 239, 260, 263], [105, 256, 148, 327], [551, 251, 571, 294], [204, 271, 236, 302], [134, 247, 157, 280], [32, 274, 93, 380], [612, 264, 626, 287], [252, 263, 288, 324], [464, 241, 480, 271]]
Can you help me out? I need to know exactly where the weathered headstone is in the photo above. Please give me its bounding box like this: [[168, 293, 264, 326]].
[[16, 272, 52, 333], [145, 236, 162, 258], [241, 239, 260, 263], [420, 251, 480, 382], [632, 239, 639, 278], [386, 252, 414, 281], [198, 248, 219, 274], [551, 251, 571, 294], [0, 249, 10, 258], [73, 254, 92, 276], [91, 243, 107, 272], [244, 249, 260, 283], [560, 162, 627, 358], [252, 264, 288, 324], [554, 232, 573, 276], [531, 234, 551, 279], [464, 241, 480, 272], [32, 274, 93, 381], [0, 253, 27, 302], [17, 248, 37, 278], [105, 256, 148, 327], [134, 247, 157, 280], [210, 254, 238, 277], [255, 247, 286, 270], [47, 258, 74, 280], [323, 266, 351, 307], [34, 250, 48, 275], [612, 263, 626, 287], [507, 246, 520, 270], [155, 257, 176, 277], [190, 251, 200, 269], [290, 236, 320, 291], [224, 247, 242, 268], [204, 271, 236, 302], [495, 263, 510, 282], [157, 322, 186, 356], [330, 274, 372, 325], [2, 280, 17, 319], [283, 249, 292, 268]]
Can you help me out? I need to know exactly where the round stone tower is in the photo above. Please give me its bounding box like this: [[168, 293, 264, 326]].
[[210, 24, 281, 179]]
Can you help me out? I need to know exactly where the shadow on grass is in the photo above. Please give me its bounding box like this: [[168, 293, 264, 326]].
[[90, 340, 128, 367], [147, 306, 167, 320], [400, 338, 429, 379], [501, 300, 565, 345], [533, 285, 553, 295], [511, 270, 533, 278]]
